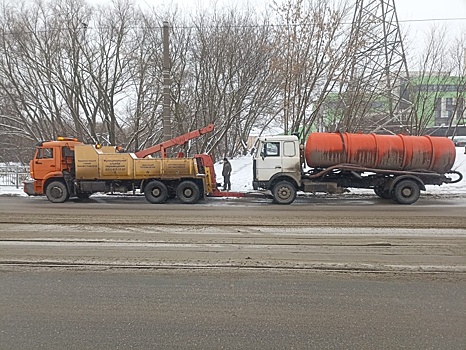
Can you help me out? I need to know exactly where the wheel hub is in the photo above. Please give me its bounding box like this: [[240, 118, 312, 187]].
[[278, 187, 290, 199], [50, 187, 63, 198], [401, 188, 412, 197]]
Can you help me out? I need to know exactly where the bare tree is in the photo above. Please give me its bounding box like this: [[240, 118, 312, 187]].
[[272, 0, 352, 137], [120, 9, 164, 152], [0, 0, 86, 142], [444, 33, 466, 136], [189, 8, 282, 159], [2, 0, 462, 165], [407, 27, 451, 135]]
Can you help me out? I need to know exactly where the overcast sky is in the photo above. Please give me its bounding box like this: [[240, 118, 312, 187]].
[[143, 0, 465, 57], [150, 0, 466, 19], [396, 0, 466, 21], [145, 0, 466, 37], [395, 0, 466, 40]]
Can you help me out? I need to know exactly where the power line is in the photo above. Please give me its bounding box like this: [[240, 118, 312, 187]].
[[0, 17, 465, 36], [170, 17, 466, 29], [398, 17, 466, 23]]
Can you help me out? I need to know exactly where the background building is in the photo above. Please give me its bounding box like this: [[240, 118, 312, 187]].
[[406, 73, 465, 130]]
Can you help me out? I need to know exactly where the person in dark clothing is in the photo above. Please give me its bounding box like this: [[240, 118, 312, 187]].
[[222, 158, 232, 191]]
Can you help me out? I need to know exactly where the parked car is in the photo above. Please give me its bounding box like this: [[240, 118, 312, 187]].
[[452, 136, 466, 147]]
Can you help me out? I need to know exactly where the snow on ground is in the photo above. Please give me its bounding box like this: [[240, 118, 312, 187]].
[[0, 186, 26, 196], [1, 148, 465, 197]]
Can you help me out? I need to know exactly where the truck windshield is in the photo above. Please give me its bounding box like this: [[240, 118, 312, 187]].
[[37, 148, 53, 159]]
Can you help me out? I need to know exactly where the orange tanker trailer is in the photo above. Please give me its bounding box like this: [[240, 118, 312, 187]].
[[305, 133, 455, 173]]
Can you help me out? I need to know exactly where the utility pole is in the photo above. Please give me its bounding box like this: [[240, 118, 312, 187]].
[[345, 0, 412, 134], [162, 21, 172, 141]]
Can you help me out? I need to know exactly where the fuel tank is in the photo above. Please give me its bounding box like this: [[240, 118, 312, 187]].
[[305, 132, 456, 174]]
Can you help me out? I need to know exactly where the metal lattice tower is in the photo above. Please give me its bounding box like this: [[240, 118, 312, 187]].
[[341, 0, 412, 134]]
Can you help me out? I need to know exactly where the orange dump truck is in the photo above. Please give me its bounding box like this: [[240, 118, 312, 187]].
[[24, 126, 225, 204]]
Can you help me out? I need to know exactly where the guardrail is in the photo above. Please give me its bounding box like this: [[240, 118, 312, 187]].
[[0, 166, 30, 188]]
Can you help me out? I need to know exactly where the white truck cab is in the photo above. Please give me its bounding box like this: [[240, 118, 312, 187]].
[[252, 135, 303, 203]]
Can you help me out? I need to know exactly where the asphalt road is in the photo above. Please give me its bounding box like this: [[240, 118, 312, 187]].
[[1, 194, 466, 228], [1, 269, 465, 350], [0, 195, 465, 349], [0, 196, 465, 272]]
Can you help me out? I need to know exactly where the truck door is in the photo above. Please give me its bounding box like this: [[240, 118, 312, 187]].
[[281, 140, 298, 172], [255, 138, 300, 182], [255, 141, 282, 180], [33, 147, 57, 180]]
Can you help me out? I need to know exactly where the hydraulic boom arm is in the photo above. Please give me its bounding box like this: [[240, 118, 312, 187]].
[[134, 124, 215, 158]]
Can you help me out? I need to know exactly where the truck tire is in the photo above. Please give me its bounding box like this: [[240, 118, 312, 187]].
[[392, 179, 420, 205], [144, 180, 169, 204], [176, 181, 200, 204], [374, 186, 391, 199], [272, 181, 297, 204], [45, 180, 69, 203]]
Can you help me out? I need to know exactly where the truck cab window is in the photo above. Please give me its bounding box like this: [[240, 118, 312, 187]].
[[37, 148, 53, 159], [264, 142, 280, 157], [283, 141, 296, 157]]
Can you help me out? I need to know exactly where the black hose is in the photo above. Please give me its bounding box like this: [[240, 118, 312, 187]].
[[445, 171, 463, 184]]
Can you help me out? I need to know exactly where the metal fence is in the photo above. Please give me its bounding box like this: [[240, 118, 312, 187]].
[[0, 165, 30, 188]]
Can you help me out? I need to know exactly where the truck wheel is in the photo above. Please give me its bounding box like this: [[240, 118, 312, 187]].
[[176, 181, 200, 204], [272, 181, 297, 204], [374, 186, 391, 199], [45, 181, 69, 203], [144, 180, 168, 204], [392, 179, 420, 205]]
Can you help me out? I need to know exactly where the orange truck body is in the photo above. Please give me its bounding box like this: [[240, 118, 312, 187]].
[[24, 128, 227, 204]]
